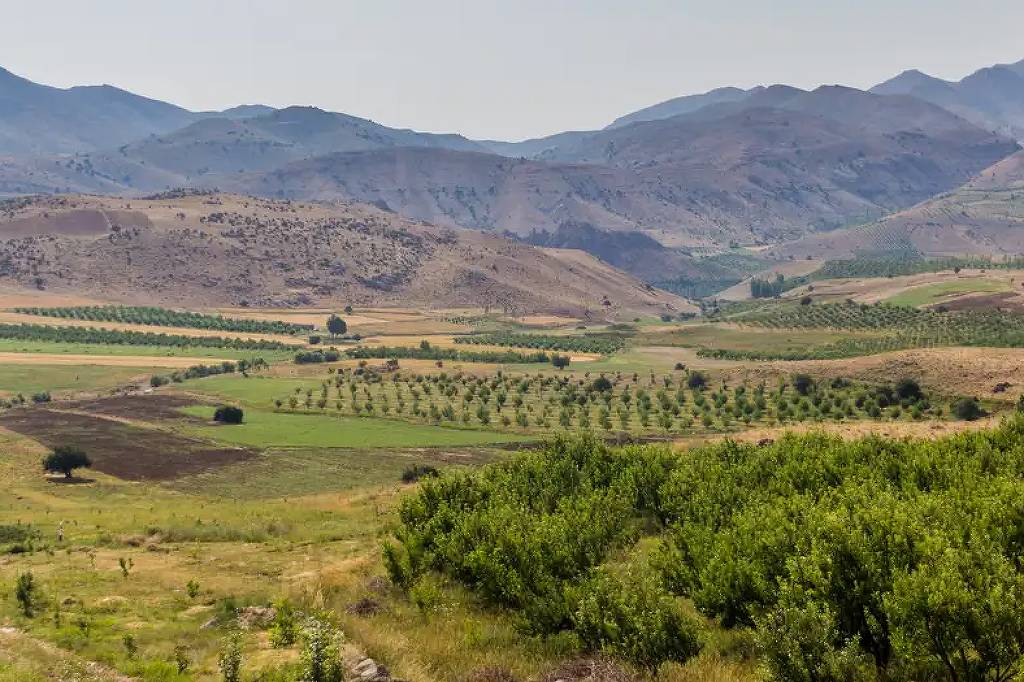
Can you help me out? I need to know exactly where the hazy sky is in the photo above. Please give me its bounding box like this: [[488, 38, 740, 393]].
[[3, 0, 1023, 140]]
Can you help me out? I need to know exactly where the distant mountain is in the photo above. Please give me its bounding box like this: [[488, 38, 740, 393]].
[[871, 59, 1024, 139], [606, 86, 759, 129], [0, 67, 198, 155], [0, 66, 284, 155], [213, 104, 277, 119]]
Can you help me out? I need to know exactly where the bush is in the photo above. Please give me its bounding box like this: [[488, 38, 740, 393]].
[[793, 374, 815, 396], [298, 617, 343, 682], [687, 371, 708, 390], [571, 568, 702, 672], [401, 464, 440, 483], [15, 571, 38, 617], [213, 405, 244, 425], [952, 397, 984, 421]]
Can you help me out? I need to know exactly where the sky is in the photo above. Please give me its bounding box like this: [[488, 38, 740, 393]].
[[2, 0, 1023, 141]]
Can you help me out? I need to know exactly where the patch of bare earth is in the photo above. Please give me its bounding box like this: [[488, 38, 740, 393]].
[[0, 407, 254, 480]]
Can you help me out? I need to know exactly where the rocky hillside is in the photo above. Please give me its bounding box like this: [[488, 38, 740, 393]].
[[872, 59, 1024, 140], [0, 192, 688, 318], [769, 150, 1024, 259]]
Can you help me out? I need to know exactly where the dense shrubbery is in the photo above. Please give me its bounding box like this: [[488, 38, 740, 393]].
[[346, 344, 551, 364], [13, 305, 312, 334], [213, 406, 244, 424], [750, 273, 807, 298], [295, 349, 341, 364], [454, 332, 627, 355], [388, 422, 1024, 678], [151, 358, 266, 386], [0, 322, 289, 350]]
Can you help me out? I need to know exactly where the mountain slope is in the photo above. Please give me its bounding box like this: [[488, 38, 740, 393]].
[[0, 67, 201, 155], [871, 59, 1024, 139], [768, 150, 1024, 259], [0, 192, 688, 317], [223, 87, 1016, 250], [606, 85, 758, 129]]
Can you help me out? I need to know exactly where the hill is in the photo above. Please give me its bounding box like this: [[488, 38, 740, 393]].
[[0, 192, 688, 317], [769, 150, 1024, 259]]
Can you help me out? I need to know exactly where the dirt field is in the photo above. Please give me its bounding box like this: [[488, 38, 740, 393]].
[[0, 408, 254, 480]]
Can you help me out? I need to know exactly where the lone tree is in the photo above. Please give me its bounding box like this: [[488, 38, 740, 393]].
[[326, 314, 347, 337], [42, 446, 91, 479], [213, 405, 245, 425]]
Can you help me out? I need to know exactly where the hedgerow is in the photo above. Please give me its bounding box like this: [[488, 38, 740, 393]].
[[0, 322, 289, 350], [454, 332, 627, 355], [13, 305, 311, 334]]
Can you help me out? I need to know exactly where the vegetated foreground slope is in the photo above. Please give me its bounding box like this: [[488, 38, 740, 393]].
[[0, 192, 688, 317], [387, 424, 1024, 677], [772, 149, 1024, 259]]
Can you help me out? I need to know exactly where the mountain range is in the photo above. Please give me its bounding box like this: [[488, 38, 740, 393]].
[[1, 58, 1023, 288]]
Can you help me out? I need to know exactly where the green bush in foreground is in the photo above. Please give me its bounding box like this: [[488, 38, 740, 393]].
[[387, 421, 1024, 678]]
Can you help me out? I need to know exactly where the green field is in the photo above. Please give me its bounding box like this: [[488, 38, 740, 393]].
[[0, 364, 155, 395], [164, 446, 503, 499], [0, 339, 293, 361], [884, 278, 1008, 307], [179, 405, 532, 448]]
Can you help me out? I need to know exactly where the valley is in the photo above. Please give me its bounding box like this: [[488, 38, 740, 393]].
[[3, 37, 1024, 682]]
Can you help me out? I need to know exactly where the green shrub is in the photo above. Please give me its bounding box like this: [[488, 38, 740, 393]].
[[570, 567, 702, 672]]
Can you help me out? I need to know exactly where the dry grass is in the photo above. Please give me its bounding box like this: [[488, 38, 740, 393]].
[[0, 351, 220, 368]]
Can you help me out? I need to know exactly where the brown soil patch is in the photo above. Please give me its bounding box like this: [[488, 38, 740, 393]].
[[68, 393, 202, 422], [0, 408, 254, 480], [929, 290, 1024, 313]]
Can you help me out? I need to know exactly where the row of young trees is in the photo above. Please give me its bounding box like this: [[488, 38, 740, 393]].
[[0, 322, 289, 351], [387, 421, 1024, 677], [274, 368, 961, 435], [344, 342, 552, 365], [13, 305, 312, 335], [150, 358, 268, 386], [454, 332, 627, 354]]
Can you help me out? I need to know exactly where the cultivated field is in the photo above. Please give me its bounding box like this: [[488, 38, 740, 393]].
[[2, 288, 1023, 681]]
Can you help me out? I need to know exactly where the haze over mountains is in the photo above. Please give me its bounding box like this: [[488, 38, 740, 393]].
[[1, 56, 1023, 287]]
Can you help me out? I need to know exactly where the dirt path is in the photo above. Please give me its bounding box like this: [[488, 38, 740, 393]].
[[0, 626, 135, 681]]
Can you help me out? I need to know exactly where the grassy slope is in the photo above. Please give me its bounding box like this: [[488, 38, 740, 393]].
[[0, 364, 153, 395], [0, 339, 292, 361], [884, 278, 1008, 307], [178, 406, 532, 448]]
